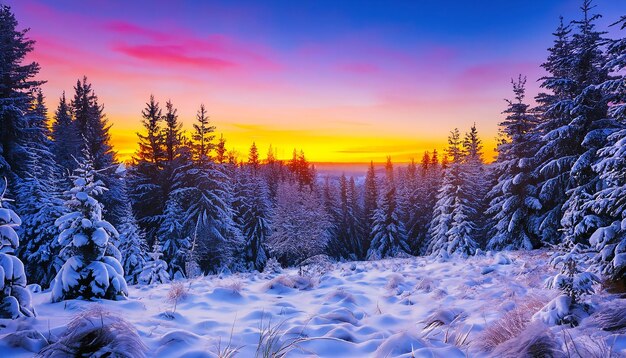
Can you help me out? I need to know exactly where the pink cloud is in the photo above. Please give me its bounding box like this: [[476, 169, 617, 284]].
[[105, 21, 282, 72], [113, 43, 237, 70]]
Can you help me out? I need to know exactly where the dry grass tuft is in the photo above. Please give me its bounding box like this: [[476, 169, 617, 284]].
[[476, 295, 547, 353], [37, 305, 147, 358]]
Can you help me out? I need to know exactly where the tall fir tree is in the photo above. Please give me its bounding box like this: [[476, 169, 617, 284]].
[[363, 161, 378, 254], [486, 76, 543, 250], [192, 104, 215, 165], [70, 77, 124, 227], [51, 92, 80, 177], [586, 16, 626, 282], [129, 95, 167, 247], [559, 1, 615, 249], [427, 128, 479, 257], [367, 157, 410, 260], [0, 5, 45, 190]]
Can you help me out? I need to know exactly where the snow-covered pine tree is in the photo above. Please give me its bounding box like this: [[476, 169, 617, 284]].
[[531, 17, 575, 245], [70, 77, 125, 228], [17, 92, 65, 287], [159, 197, 191, 279], [586, 15, 626, 282], [116, 182, 147, 285], [327, 174, 364, 260], [427, 128, 479, 257], [268, 181, 330, 267], [0, 180, 35, 318], [362, 161, 377, 253], [367, 157, 410, 260], [411, 150, 441, 254], [0, 4, 45, 190], [462, 124, 488, 239], [170, 108, 243, 273], [234, 146, 271, 271], [128, 95, 167, 247], [50, 153, 128, 302], [397, 160, 421, 254], [559, 1, 616, 249], [138, 240, 171, 285], [51, 92, 80, 178], [485, 76, 543, 250]]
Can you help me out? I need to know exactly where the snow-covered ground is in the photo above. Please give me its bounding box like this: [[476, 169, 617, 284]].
[[1, 250, 625, 357]]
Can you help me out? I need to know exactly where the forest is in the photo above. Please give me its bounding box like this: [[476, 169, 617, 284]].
[[0, 0, 624, 343]]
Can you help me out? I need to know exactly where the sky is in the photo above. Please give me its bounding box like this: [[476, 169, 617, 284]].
[[5, 0, 626, 163]]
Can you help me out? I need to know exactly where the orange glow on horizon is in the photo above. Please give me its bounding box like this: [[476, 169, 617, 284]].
[[108, 118, 498, 165]]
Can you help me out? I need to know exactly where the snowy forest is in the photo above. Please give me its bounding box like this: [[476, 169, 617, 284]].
[[1, 1, 626, 356]]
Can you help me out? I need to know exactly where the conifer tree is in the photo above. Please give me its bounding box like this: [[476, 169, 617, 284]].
[[70, 77, 124, 227], [162, 100, 182, 165], [268, 181, 329, 266], [586, 16, 626, 281], [0, 4, 45, 188], [138, 240, 171, 285], [129, 96, 167, 246], [51, 93, 80, 176], [50, 153, 127, 301], [486, 76, 543, 250], [116, 182, 147, 285], [367, 157, 410, 260], [0, 180, 35, 318], [427, 128, 479, 257], [559, 1, 615, 249], [363, 161, 378, 253], [215, 134, 227, 164], [192, 104, 215, 165], [533, 2, 613, 246], [159, 197, 191, 279], [172, 112, 242, 273]]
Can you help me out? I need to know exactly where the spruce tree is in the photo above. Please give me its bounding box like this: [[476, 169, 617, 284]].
[[138, 240, 171, 285], [70, 77, 124, 227], [486, 77, 543, 250], [192, 104, 215, 165], [159, 197, 191, 279], [117, 182, 147, 285], [162, 100, 182, 165], [129, 96, 167, 246], [268, 181, 329, 266], [0, 180, 35, 318], [0, 4, 45, 191], [586, 16, 626, 281], [559, 1, 615, 249], [50, 153, 128, 301], [51, 93, 80, 176], [427, 128, 479, 257], [363, 161, 378, 253], [367, 157, 410, 260]]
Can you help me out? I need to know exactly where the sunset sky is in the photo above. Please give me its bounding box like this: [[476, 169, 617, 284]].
[[6, 0, 625, 163]]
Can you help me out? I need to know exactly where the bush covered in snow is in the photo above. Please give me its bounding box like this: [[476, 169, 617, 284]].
[[0, 181, 35, 318], [534, 250, 599, 326], [50, 156, 128, 302], [138, 241, 171, 285]]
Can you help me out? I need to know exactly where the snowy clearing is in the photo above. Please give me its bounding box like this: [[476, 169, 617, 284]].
[[0, 250, 625, 357]]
